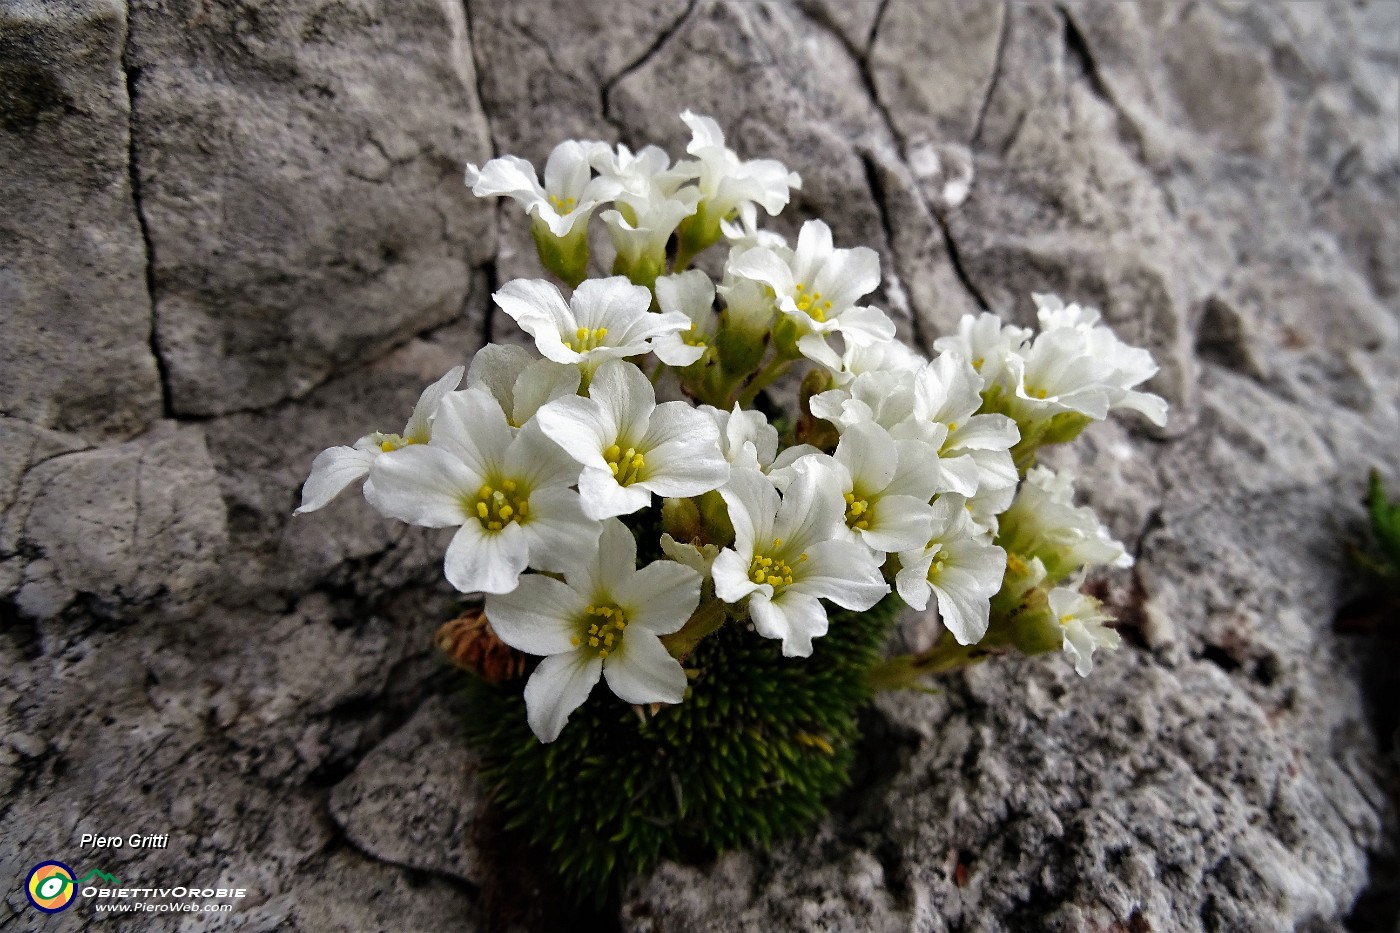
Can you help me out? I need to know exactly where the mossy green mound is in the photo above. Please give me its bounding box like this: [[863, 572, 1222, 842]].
[[464, 595, 902, 905]]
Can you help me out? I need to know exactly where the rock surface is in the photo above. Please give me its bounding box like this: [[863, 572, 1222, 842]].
[[1, 1, 1396, 931]]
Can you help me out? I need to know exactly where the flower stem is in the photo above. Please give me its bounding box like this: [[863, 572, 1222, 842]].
[[867, 636, 1002, 691], [661, 597, 729, 660], [734, 356, 795, 408]]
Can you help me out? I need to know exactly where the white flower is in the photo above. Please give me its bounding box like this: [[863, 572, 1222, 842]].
[[650, 270, 716, 367], [931, 311, 1031, 387], [700, 403, 779, 472], [1032, 293, 1168, 426], [535, 359, 730, 519], [365, 388, 599, 594], [720, 201, 788, 250], [895, 494, 1007, 645], [295, 365, 464, 514], [712, 468, 888, 657], [823, 338, 925, 387], [486, 519, 701, 742], [796, 423, 940, 555], [809, 369, 916, 435], [996, 466, 1131, 582], [901, 353, 1020, 497], [1047, 586, 1121, 676], [726, 219, 894, 353], [589, 142, 690, 204], [600, 190, 700, 284], [492, 277, 691, 372], [677, 110, 800, 223], [465, 140, 616, 238], [465, 344, 580, 427]]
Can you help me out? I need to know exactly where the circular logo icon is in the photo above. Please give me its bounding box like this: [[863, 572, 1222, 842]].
[[26, 862, 76, 913]]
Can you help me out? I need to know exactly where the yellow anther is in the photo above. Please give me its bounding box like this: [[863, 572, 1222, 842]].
[[844, 492, 856, 504], [795, 283, 805, 292], [772, 538, 783, 548], [947, 422, 958, 432], [469, 477, 528, 532], [571, 635, 581, 646], [579, 604, 629, 659], [576, 327, 589, 341], [1033, 388, 1048, 399], [604, 441, 647, 485], [972, 357, 984, 369], [598, 648, 609, 659], [855, 520, 869, 530], [767, 575, 782, 586], [1059, 614, 1074, 625]]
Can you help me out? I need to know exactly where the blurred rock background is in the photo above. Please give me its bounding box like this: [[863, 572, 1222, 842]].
[[1, 0, 1397, 929]]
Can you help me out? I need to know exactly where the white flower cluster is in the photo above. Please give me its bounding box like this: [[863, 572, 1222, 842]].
[[298, 113, 1166, 742]]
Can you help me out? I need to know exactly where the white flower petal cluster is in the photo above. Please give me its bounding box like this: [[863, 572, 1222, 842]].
[[1048, 585, 1122, 676], [295, 365, 464, 514], [300, 111, 1170, 741], [488, 520, 701, 742], [713, 468, 887, 657]]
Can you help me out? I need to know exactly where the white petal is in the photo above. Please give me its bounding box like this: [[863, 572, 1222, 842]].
[[835, 421, 898, 494], [486, 575, 589, 656], [468, 155, 544, 204], [712, 547, 763, 604], [403, 365, 466, 442], [932, 566, 994, 645], [718, 468, 779, 557], [833, 305, 897, 345], [429, 389, 512, 479], [894, 554, 934, 610], [444, 520, 530, 594], [518, 487, 602, 573], [655, 268, 716, 321], [587, 358, 655, 446], [603, 629, 687, 705], [364, 445, 473, 527], [750, 590, 828, 658], [507, 418, 588, 491], [616, 560, 701, 635], [793, 539, 888, 610], [861, 495, 934, 554], [296, 446, 378, 514], [571, 276, 655, 336], [774, 458, 845, 550], [570, 517, 637, 600], [467, 343, 536, 413], [652, 335, 706, 367], [639, 404, 730, 497], [510, 360, 581, 425], [534, 395, 613, 473], [578, 466, 652, 519], [494, 279, 580, 364], [726, 246, 796, 296], [524, 651, 602, 743]]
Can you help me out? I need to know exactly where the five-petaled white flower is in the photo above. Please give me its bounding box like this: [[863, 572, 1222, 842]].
[[902, 353, 1020, 498], [676, 110, 801, 231], [296, 365, 464, 514], [726, 219, 894, 357], [365, 388, 599, 594], [712, 467, 888, 657], [465, 139, 617, 238], [794, 422, 940, 556], [535, 359, 730, 519], [996, 466, 1131, 583], [486, 519, 701, 742], [492, 276, 691, 373], [1047, 585, 1121, 676], [895, 494, 1008, 645]]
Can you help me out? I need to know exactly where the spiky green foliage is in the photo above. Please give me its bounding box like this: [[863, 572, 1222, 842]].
[[463, 595, 903, 905], [1364, 470, 1400, 581]]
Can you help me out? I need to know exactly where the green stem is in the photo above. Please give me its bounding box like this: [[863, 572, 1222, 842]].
[[734, 356, 796, 408], [661, 598, 729, 660], [867, 636, 1002, 691]]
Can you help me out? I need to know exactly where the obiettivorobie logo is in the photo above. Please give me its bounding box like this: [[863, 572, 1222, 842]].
[[23, 862, 245, 915], [24, 863, 117, 913]]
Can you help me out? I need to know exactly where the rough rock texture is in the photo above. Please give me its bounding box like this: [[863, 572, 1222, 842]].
[[0, 1, 1396, 931]]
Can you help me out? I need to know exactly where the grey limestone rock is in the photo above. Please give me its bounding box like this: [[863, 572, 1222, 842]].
[[0, 1, 1396, 931]]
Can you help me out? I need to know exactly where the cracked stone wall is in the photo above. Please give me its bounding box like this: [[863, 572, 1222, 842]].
[[1, 1, 1396, 931]]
